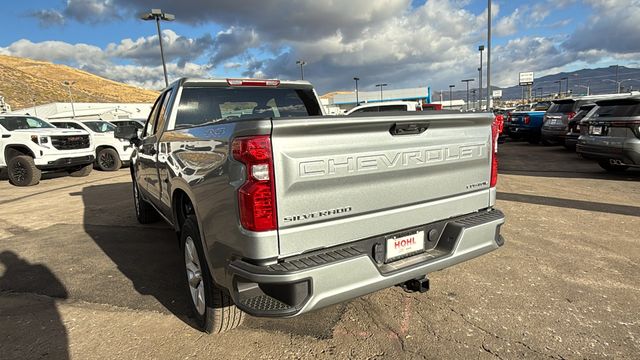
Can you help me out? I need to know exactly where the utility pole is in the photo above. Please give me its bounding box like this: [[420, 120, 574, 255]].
[[296, 60, 307, 80], [478, 45, 484, 110], [62, 80, 76, 119], [461, 79, 474, 111], [140, 9, 175, 87], [449, 84, 455, 108], [486, 0, 492, 110], [353, 77, 360, 105], [375, 83, 388, 101], [554, 80, 562, 98]]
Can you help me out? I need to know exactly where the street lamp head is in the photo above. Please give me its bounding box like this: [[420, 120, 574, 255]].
[[461, 79, 474, 82], [478, 45, 485, 51], [449, 84, 455, 88], [353, 77, 360, 81], [296, 60, 306, 66], [140, 12, 155, 20], [151, 8, 162, 16], [162, 13, 175, 21]]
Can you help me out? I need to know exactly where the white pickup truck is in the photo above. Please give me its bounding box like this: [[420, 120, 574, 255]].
[[49, 119, 134, 171], [0, 114, 94, 186]]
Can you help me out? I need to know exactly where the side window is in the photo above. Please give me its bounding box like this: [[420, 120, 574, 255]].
[[155, 89, 173, 135], [69, 123, 84, 130], [142, 94, 165, 138]]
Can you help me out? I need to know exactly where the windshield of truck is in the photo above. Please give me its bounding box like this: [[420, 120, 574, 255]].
[[0, 116, 54, 131], [548, 102, 575, 113], [83, 121, 116, 133], [175, 87, 323, 129]]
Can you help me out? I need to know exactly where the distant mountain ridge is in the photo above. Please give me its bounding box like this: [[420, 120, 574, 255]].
[[440, 66, 640, 102], [496, 66, 640, 100], [0, 55, 159, 110]]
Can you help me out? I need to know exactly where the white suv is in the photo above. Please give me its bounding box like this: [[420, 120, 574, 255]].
[[50, 119, 134, 171], [0, 115, 94, 186]]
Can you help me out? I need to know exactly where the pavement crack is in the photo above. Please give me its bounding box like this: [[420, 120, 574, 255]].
[[445, 304, 564, 360]]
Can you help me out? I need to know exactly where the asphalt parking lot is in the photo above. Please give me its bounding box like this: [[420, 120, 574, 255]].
[[1, 141, 639, 359]]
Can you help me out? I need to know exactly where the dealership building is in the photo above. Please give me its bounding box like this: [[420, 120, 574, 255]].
[[11, 102, 153, 121], [323, 86, 432, 112]]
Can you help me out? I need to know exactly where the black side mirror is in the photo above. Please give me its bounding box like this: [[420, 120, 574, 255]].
[[114, 125, 141, 146]]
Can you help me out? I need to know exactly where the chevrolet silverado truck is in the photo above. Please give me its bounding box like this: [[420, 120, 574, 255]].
[[0, 114, 95, 186], [115, 78, 506, 334]]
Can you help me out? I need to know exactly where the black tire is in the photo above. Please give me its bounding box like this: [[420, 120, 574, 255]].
[[181, 215, 244, 333], [132, 179, 159, 224], [96, 148, 122, 171], [598, 160, 629, 173], [68, 164, 93, 177], [7, 155, 41, 186]]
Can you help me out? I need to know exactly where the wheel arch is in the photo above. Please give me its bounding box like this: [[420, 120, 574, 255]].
[[4, 145, 35, 160]]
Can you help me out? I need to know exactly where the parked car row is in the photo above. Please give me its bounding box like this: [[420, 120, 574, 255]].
[[0, 115, 146, 186], [502, 93, 640, 172]]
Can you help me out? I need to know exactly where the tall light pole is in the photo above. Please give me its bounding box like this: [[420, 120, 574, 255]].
[[296, 60, 307, 80], [375, 83, 388, 101], [461, 79, 474, 111], [449, 84, 455, 108], [575, 83, 590, 96], [478, 45, 484, 110], [486, 0, 492, 110], [610, 65, 620, 93], [554, 80, 562, 98], [537, 87, 543, 99], [140, 9, 175, 88], [560, 77, 568, 96], [62, 81, 76, 119], [353, 77, 360, 105]]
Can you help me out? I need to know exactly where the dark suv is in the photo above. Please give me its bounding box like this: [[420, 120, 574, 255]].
[[541, 99, 590, 145], [577, 96, 640, 172], [564, 104, 596, 150]]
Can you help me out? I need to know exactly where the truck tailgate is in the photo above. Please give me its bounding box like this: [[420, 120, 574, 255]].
[[271, 112, 494, 256]]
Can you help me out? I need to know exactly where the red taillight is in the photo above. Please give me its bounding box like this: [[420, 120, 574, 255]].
[[567, 112, 576, 120], [524, 115, 531, 125], [490, 119, 499, 188], [495, 114, 504, 134], [227, 79, 280, 87], [232, 135, 277, 232]]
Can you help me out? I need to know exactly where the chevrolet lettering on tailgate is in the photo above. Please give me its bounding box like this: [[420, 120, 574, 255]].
[[298, 142, 487, 178]]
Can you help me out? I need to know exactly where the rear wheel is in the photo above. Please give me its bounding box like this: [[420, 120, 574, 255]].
[[96, 148, 122, 171], [68, 164, 93, 177], [7, 155, 41, 186], [181, 216, 244, 333], [132, 179, 158, 224], [598, 160, 629, 173]]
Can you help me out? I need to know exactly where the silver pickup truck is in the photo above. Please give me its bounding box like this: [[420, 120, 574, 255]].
[[115, 78, 505, 334]]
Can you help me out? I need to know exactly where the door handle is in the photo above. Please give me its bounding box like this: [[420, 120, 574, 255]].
[[390, 122, 429, 135]]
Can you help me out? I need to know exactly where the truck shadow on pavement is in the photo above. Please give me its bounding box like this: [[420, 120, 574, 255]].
[[0, 251, 69, 360], [80, 183, 345, 339], [497, 192, 640, 217]]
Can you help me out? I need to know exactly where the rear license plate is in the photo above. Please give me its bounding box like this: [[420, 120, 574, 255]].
[[589, 126, 603, 135], [386, 231, 425, 262]]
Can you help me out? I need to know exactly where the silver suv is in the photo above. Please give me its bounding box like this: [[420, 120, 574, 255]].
[[577, 96, 640, 172]]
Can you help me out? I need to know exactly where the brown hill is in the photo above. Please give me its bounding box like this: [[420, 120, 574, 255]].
[[0, 55, 159, 110]]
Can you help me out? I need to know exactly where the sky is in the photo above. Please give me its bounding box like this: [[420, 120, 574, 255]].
[[1, 0, 639, 94]]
